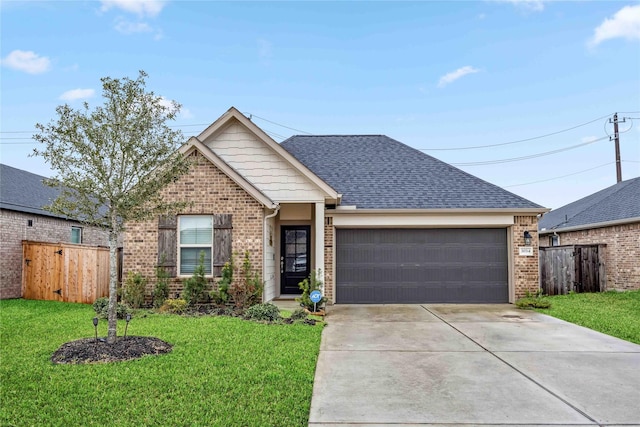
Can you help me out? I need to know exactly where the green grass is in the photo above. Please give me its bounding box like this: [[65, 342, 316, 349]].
[[535, 290, 640, 345], [0, 299, 323, 427]]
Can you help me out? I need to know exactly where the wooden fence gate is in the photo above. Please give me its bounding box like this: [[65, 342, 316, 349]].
[[539, 244, 606, 295], [22, 241, 118, 304]]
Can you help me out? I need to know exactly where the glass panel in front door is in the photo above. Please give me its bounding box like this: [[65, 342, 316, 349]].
[[284, 229, 307, 273]]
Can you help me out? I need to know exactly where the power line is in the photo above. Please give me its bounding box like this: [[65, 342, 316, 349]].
[[419, 113, 612, 151], [503, 162, 615, 188], [244, 112, 312, 135], [451, 136, 608, 166]]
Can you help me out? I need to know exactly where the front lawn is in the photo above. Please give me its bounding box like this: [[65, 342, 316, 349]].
[[0, 299, 323, 426], [535, 290, 640, 345]]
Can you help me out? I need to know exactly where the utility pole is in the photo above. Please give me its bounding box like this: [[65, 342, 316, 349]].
[[610, 113, 622, 183]]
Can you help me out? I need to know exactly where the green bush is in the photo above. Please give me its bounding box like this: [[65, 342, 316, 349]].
[[296, 270, 327, 311], [243, 303, 282, 322], [93, 297, 109, 315], [153, 260, 171, 309], [290, 308, 308, 321], [183, 251, 209, 306], [122, 271, 147, 309], [211, 258, 233, 305], [159, 298, 187, 314], [92, 297, 131, 319], [229, 251, 263, 310]]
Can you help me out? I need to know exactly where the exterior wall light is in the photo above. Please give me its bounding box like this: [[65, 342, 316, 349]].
[[523, 231, 533, 246]]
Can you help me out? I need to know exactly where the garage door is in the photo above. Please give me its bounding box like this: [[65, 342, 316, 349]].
[[336, 228, 508, 303]]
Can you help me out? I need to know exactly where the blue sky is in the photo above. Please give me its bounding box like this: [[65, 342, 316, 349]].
[[1, 0, 639, 209]]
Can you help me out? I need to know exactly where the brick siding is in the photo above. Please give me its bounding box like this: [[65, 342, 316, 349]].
[[540, 222, 640, 290], [123, 150, 265, 302], [513, 215, 541, 300], [323, 218, 334, 303], [0, 209, 109, 299]]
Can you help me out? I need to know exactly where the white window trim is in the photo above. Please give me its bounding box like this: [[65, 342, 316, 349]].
[[177, 215, 214, 277]]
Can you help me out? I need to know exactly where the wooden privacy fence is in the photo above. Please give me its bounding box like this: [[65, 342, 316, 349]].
[[22, 241, 121, 304], [539, 244, 606, 295]]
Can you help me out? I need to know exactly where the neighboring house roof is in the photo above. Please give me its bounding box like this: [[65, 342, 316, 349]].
[[0, 163, 66, 218], [280, 135, 544, 210], [539, 177, 640, 233]]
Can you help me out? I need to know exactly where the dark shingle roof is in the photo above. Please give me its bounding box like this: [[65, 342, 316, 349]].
[[280, 135, 543, 210], [539, 177, 640, 232], [0, 164, 65, 218]]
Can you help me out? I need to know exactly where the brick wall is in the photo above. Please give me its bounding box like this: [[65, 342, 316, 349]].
[[123, 150, 265, 302], [0, 209, 109, 299], [540, 222, 639, 290], [323, 218, 334, 303], [513, 215, 541, 299]]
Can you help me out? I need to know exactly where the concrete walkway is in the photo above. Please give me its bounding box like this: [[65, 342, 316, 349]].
[[308, 304, 640, 426]]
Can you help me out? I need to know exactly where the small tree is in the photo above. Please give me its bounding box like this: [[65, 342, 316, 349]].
[[153, 256, 171, 309], [183, 251, 209, 306], [33, 71, 190, 343]]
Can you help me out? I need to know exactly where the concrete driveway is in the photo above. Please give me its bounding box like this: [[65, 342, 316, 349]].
[[308, 304, 640, 426]]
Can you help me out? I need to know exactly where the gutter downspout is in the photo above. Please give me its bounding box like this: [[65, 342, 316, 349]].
[[263, 204, 280, 302]]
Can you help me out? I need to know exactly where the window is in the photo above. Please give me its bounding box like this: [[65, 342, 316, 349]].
[[71, 226, 82, 244], [178, 215, 213, 275], [550, 234, 560, 247]]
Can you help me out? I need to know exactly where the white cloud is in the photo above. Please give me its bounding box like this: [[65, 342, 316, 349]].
[[60, 88, 95, 101], [180, 108, 193, 120], [100, 0, 166, 18], [114, 18, 153, 35], [158, 96, 191, 118], [588, 5, 640, 47], [437, 66, 481, 88], [581, 136, 598, 143], [492, 0, 545, 12], [1, 50, 51, 74]]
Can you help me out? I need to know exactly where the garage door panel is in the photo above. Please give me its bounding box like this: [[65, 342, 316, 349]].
[[336, 229, 508, 304]]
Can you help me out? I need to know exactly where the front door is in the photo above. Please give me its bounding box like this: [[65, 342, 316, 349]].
[[280, 225, 311, 294]]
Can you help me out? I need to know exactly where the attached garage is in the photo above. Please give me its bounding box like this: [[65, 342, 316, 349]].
[[336, 228, 508, 304]]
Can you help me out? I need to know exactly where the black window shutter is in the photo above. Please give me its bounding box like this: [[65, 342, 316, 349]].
[[158, 215, 177, 277], [212, 214, 232, 277]]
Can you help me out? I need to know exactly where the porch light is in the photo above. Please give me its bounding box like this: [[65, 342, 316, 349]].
[[523, 231, 532, 246]]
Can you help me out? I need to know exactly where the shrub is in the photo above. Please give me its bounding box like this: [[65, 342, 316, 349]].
[[93, 297, 131, 319], [93, 297, 109, 315], [290, 308, 308, 321], [296, 270, 327, 311], [153, 259, 171, 309], [183, 251, 209, 306], [211, 258, 233, 306], [243, 303, 282, 322], [122, 271, 147, 309], [159, 298, 188, 314], [229, 251, 263, 310]]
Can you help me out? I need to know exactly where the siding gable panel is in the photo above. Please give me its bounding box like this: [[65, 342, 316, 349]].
[[205, 121, 326, 202]]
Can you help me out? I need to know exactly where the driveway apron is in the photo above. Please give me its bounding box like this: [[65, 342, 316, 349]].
[[308, 304, 640, 426]]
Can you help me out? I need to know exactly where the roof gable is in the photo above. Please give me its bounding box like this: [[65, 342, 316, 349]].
[[196, 107, 339, 202], [539, 177, 640, 232], [280, 135, 544, 210], [180, 138, 277, 209], [0, 164, 65, 218]]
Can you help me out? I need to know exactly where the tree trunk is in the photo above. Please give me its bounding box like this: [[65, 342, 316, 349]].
[[107, 227, 119, 344]]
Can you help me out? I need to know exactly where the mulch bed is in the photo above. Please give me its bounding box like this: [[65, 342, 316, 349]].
[[51, 336, 172, 364]]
